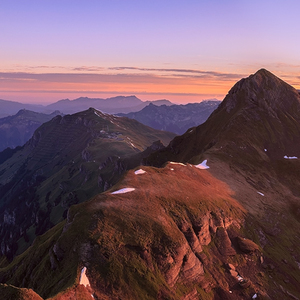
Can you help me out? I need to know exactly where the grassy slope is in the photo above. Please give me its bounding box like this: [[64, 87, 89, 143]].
[[0, 108, 175, 258], [0, 163, 250, 300]]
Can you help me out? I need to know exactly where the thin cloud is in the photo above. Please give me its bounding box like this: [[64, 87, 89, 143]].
[[109, 66, 245, 79]]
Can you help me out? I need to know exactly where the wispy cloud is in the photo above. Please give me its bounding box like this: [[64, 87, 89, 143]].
[[1, 66, 299, 104], [108, 66, 245, 79]]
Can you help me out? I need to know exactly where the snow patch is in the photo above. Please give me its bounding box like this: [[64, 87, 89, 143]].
[[264, 149, 267, 152], [170, 162, 186, 166], [284, 155, 298, 159], [195, 160, 210, 169], [80, 267, 91, 287], [257, 192, 264, 196], [111, 187, 135, 194], [252, 294, 258, 299], [170, 168, 174, 171], [135, 169, 146, 175], [94, 111, 103, 118]]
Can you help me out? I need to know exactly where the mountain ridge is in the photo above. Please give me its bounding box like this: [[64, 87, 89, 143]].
[[1, 69, 300, 299], [0, 108, 175, 258], [118, 100, 221, 134]]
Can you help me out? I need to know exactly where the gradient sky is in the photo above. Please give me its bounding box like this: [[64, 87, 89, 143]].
[[1, 0, 300, 104]]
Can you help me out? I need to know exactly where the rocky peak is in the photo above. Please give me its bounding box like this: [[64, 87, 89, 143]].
[[224, 68, 300, 114]]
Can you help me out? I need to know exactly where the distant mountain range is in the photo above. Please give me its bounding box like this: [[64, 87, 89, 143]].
[[0, 96, 174, 117], [1, 69, 300, 300], [0, 109, 62, 152], [118, 100, 221, 134], [0, 98, 220, 151]]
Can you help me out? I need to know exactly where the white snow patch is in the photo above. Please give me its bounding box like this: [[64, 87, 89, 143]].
[[257, 192, 264, 196], [111, 187, 135, 194], [94, 111, 103, 118], [80, 267, 91, 287], [252, 294, 258, 299], [170, 168, 174, 171], [194, 160, 210, 169], [135, 169, 146, 175], [264, 149, 267, 152], [130, 142, 136, 148], [170, 162, 186, 166], [284, 155, 298, 159], [237, 275, 244, 282]]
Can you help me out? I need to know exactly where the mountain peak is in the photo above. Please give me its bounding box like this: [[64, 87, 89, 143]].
[[224, 68, 300, 114]]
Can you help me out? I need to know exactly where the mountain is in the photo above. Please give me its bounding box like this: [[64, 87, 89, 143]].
[[0, 108, 175, 259], [0, 99, 45, 118], [0, 96, 174, 118], [1, 69, 300, 299], [118, 100, 221, 134], [0, 109, 62, 152], [46, 96, 174, 115]]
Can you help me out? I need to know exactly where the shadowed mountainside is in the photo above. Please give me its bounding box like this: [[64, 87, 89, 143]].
[[0, 109, 62, 152], [0, 108, 175, 259]]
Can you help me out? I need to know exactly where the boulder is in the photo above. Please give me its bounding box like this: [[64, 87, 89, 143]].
[[237, 237, 259, 253]]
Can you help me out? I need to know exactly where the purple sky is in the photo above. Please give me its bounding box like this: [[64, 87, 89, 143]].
[[1, 0, 300, 104]]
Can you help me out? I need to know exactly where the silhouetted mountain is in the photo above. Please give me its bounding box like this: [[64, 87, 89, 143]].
[[0, 99, 45, 118], [0, 96, 174, 117], [0, 108, 175, 258], [46, 96, 174, 114], [1, 70, 300, 300], [0, 109, 62, 152], [118, 100, 221, 134]]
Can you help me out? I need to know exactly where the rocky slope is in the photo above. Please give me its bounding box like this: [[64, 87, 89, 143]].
[[0, 109, 62, 152], [118, 100, 220, 134], [0, 108, 175, 259]]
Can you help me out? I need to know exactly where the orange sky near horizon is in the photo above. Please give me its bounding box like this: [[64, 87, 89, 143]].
[[1, 67, 300, 104], [2, 1, 300, 105], [0, 70, 240, 104]]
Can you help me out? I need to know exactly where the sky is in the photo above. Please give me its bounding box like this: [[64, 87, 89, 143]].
[[1, 0, 300, 104]]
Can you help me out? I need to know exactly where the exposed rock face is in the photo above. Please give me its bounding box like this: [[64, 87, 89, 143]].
[[236, 236, 260, 253], [215, 227, 236, 256]]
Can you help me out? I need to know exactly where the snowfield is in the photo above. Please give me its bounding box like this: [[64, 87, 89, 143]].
[[80, 267, 91, 287], [195, 160, 210, 169], [284, 155, 298, 159], [135, 169, 146, 175], [170, 162, 186, 166], [111, 188, 136, 194]]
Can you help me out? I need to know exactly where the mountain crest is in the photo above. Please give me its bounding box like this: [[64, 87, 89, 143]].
[[224, 68, 300, 114]]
